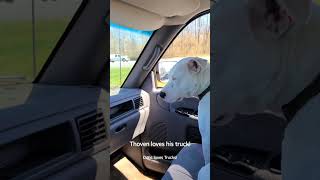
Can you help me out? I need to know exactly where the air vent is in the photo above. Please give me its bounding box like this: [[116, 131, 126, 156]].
[[76, 110, 107, 151], [133, 96, 144, 109]]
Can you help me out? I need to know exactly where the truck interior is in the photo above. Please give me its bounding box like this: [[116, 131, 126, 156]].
[[111, 0, 320, 179], [109, 0, 209, 179], [0, 0, 210, 179], [212, 0, 320, 179], [4, 0, 319, 179]]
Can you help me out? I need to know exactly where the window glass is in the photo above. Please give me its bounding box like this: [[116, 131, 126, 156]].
[[156, 13, 210, 87], [0, 0, 82, 84], [0, 1, 33, 83], [34, 0, 82, 75], [110, 22, 153, 92]]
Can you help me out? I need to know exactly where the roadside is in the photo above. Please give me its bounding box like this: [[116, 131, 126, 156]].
[[110, 56, 210, 90]]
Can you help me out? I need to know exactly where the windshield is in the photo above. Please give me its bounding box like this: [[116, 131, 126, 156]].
[[110, 22, 153, 92]]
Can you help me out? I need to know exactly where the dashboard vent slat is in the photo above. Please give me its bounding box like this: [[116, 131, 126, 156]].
[[133, 96, 144, 109], [76, 110, 107, 151]]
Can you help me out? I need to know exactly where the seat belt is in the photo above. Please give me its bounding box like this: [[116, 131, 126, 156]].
[[282, 72, 320, 125]]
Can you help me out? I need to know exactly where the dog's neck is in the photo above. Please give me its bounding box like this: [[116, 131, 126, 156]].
[[198, 85, 210, 100], [195, 63, 210, 98]]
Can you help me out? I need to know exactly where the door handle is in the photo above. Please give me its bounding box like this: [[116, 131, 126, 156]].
[[115, 124, 127, 133]]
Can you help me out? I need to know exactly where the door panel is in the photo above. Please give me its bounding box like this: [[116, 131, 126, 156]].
[[212, 113, 285, 180], [138, 72, 201, 173]]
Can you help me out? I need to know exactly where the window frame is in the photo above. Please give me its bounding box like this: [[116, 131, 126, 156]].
[[117, 30, 156, 88]]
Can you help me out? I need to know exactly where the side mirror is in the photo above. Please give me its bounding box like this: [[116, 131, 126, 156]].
[[157, 60, 178, 82]]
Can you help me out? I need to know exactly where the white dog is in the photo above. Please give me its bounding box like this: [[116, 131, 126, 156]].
[[160, 57, 210, 179], [213, 0, 320, 179]]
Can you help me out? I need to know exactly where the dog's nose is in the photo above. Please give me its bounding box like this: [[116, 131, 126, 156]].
[[159, 91, 166, 98]]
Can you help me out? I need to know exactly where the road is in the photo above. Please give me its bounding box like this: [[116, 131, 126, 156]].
[[109, 58, 182, 68], [110, 61, 136, 68], [109, 56, 209, 68]]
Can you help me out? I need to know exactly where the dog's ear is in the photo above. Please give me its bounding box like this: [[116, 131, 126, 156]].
[[187, 59, 201, 73], [248, 0, 311, 40]]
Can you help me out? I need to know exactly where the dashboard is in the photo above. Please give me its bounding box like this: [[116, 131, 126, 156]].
[[0, 85, 150, 179], [0, 84, 108, 180]]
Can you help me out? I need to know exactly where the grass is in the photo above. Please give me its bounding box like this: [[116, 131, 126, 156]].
[[110, 54, 210, 90], [0, 19, 69, 81], [110, 67, 132, 89], [1, 19, 134, 89]]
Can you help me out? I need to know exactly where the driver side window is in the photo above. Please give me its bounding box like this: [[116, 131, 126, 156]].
[[156, 13, 210, 87]]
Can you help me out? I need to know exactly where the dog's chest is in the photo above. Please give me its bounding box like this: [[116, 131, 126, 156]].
[[198, 93, 210, 134]]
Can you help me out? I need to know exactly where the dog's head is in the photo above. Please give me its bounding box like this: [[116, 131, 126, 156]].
[[159, 57, 209, 103], [213, 0, 313, 119]]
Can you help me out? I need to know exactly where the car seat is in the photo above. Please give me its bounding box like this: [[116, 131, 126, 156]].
[[161, 143, 205, 180]]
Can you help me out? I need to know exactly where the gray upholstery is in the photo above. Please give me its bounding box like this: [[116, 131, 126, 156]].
[[162, 143, 205, 180], [212, 0, 320, 179], [282, 94, 320, 180]]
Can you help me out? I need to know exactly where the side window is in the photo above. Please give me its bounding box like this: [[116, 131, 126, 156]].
[[156, 13, 210, 87], [0, 0, 82, 83], [110, 23, 153, 92]]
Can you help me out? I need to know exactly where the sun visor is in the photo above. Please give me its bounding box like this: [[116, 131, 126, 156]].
[[111, 0, 165, 31], [111, 0, 207, 31], [121, 0, 200, 17]]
